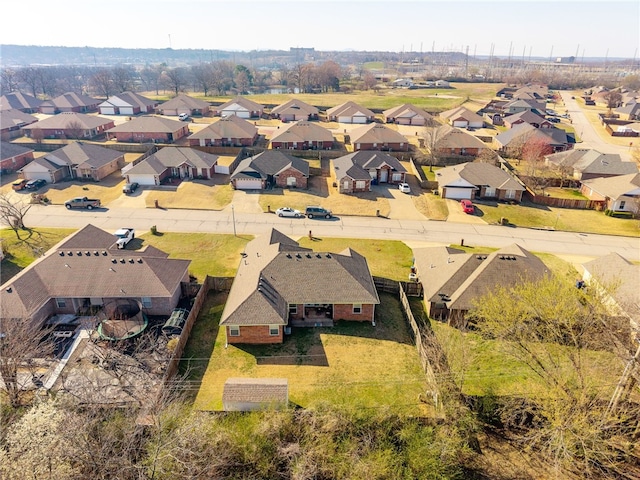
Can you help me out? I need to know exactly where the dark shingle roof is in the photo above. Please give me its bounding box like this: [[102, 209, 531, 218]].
[[1, 141, 34, 160], [231, 150, 309, 180]]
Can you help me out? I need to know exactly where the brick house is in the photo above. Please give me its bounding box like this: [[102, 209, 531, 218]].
[[270, 121, 334, 150], [187, 114, 258, 147], [124, 147, 218, 186], [435, 162, 525, 201], [0, 92, 43, 113], [326, 101, 375, 123], [0, 224, 191, 326], [350, 123, 408, 151], [39, 92, 100, 114], [545, 149, 638, 181], [156, 94, 211, 117], [230, 150, 309, 190], [0, 142, 34, 173], [98, 91, 158, 115], [0, 109, 38, 141], [271, 99, 319, 121], [331, 151, 407, 193], [580, 173, 640, 213], [434, 126, 488, 156], [220, 230, 380, 345], [21, 112, 115, 140], [212, 97, 263, 119], [106, 116, 190, 143], [382, 103, 435, 126]]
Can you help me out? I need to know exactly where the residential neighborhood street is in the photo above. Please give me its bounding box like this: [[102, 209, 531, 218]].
[[23, 203, 640, 262]]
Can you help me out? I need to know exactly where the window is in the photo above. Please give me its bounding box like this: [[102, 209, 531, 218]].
[[392, 173, 402, 182], [289, 304, 297, 315], [269, 325, 280, 336], [484, 187, 496, 197], [620, 201, 626, 210], [56, 298, 66, 308], [229, 326, 240, 337], [343, 180, 350, 190], [505, 189, 515, 199], [353, 304, 362, 314], [355, 180, 366, 189], [141, 297, 152, 308]]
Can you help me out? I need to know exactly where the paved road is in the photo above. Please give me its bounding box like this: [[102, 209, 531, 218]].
[[23, 204, 640, 262], [559, 91, 633, 161]]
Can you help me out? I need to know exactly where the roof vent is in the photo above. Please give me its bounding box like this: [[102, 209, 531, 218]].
[[499, 255, 505, 260], [111, 259, 117, 264], [85, 251, 90, 256], [77, 251, 82, 256], [286, 253, 292, 258], [109, 267, 115, 272], [102, 251, 107, 256], [326, 253, 331, 258], [137, 258, 143, 263], [6, 287, 12, 293], [476, 255, 482, 259], [67, 251, 73, 256], [120, 258, 126, 263], [316, 253, 321, 258], [128, 258, 134, 263], [59, 251, 65, 256], [306, 253, 312, 258], [510, 256, 516, 260], [296, 253, 301, 258], [94, 251, 99, 256]]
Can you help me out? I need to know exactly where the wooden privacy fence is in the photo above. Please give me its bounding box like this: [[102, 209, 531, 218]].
[[524, 187, 606, 210]]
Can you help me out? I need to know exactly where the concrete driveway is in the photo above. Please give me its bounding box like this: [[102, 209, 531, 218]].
[[444, 199, 487, 224], [375, 180, 428, 220], [225, 188, 263, 213]]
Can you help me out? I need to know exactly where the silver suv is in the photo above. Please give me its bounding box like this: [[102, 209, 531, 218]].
[[305, 206, 332, 219]]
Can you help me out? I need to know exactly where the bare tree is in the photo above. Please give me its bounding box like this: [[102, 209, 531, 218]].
[[90, 69, 115, 98], [522, 136, 554, 194], [191, 63, 214, 96], [111, 65, 136, 93], [16, 66, 41, 97], [0, 68, 20, 93], [421, 123, 449, 172], [604, 90, 623, 116], [161, 67, 188, 96], [140, 64, 165, 95], [65, 120, 85, 140], [0, 193, 33, 238]]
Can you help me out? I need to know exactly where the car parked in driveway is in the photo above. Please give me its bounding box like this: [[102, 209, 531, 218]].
[[275, 207, 303, 218], [305, 206, 332, 219], [460, 199, 474, 214], [398, 182, 411, 193], [178, 113, 190, 121], [123, 182, 139, 194], [12, 179, 28, 191], [25, 179, 47, 190]]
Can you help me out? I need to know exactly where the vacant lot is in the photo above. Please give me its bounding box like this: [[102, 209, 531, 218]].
[[144, 180, 234, 210], [187, 291, 429, 413]]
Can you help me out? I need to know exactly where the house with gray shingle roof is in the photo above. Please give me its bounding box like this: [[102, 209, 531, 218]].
[[0, 109, 38, 140], [39, 92, 100, 114], [156, 94, 211, 117], [271, 99, 319, 121], [545, 149, 638, 181], [98, 91, 158, 115], [124, 146, 218, 185], [580, 173, 640, 213], [0, 92, 43, 113], [383, 103, 436, 126], [614, 101, 640, 121], [18, 142, 124, 183], [223, 378, 289, 411], [433, 126, 488, 156], [21, 112, 115, 140], [0, 224, 191, 326], [331, 151, 407, 193], [270, 121, 333, 150], [220, 229, 380, 344], [188, 114, 258, 147], [326, 101, 375, 123], [212, 96, 263, 119], [0, 142, 34, 173], [412, 244, 549, 327], [440, 106, 484, 129], [350, 123, 408, 151], [435, 162, 525, 201], [503, 110, 554, 129], [106, 116, 190, 143], [495, 123, 573, 153], [230, 150, 309, 190]]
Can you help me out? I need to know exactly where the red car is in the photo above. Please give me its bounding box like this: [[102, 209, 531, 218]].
[[460, 199, 474, 214]]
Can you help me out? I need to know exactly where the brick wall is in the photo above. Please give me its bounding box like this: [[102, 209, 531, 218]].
[[275, 166, 308, 188], [333, 303, 374, 322], [226, 325, 283, 344]]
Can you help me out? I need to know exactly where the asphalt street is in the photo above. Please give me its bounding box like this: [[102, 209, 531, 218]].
[[23, 204, 640, 262]]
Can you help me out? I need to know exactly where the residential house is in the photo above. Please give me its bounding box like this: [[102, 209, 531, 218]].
[[501, 99, 546, 116], [433, 126, 488, 156], [18, 142, 124, 183], [271, 99, 319, 121], [581, 253, 640, 336], [222, 378, 289, 411], [270, 121, 334, 150], [106, 116, 189, 143], [615, 101, 640, 121], [219, 229, 380, 344], [124, 147, 218, 185], [0, 109, 38, 140], [382, 104, 435, 126], [39, 92, 100, 114], [392, 78, 414, 88], [495, 123, 573, 154], [331, 151, 407, 193], [439, 106, 484, 129], [503, 110, 554, 129], [326, 101, 375, 123], [580, 173, 640, 213], [545, 149, 638, 181], [156, 94, 211, 117], [212, 97, 263, 119], [230, 150, 309, 190], [412, 244, 549, 327], [0, 224, 191, 325], [350, 123, 408, 151], [98, 91, 158, 115], [21, 112, 115, 140], [187, 114, 258, 147], [435, 162, 525, 201], [0, 92, 43, 113], [0, 142, 34, 173], [497, 85, 548, 100]]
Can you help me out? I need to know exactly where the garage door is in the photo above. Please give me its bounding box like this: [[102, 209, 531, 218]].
[[120, 107, 135, 115], [338, 116, 353, 123], [235, 178, 262, 190], [444, 187, 473, 200], [352, 116, 367, 124], [25, 171, 51, 182], [127, 174, 157, 186], [100, 107, 116, 115]]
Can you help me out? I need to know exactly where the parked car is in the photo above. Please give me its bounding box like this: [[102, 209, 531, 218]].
[[25, 179, 46, 190], [305, 206, 332, 219], [123, 182, 139, 194], [548, 117, 561, 123], [460, 199, 474, 214], [64, 196, 101, 210], [11, 179, 28, 191], [114, 227, 135, 249], [398, 183, 411, 193], [178, 113, 190, 121], [275, 207, 303, 218]]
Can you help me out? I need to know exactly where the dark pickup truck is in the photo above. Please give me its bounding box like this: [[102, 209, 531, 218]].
[[64, 197, 101, 210]]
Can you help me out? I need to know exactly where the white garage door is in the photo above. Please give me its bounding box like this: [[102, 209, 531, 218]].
[[100, 107, 116, 115], [352, 116, 367, 124], [338, 116, 353, 123], [127, 174, 157, 186], [24, 171, 51, 182], [452, 120, 468, 128], [235, 178, 262, 190], [444, 187, 473, 200], [120, 107, 135, 115]]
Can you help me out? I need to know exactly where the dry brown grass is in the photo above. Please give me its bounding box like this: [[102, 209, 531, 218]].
[[258, 176, 391, 217], [44, 171, 128, 206], [413, 192, 449, 220], [145, 181, 234, 210]]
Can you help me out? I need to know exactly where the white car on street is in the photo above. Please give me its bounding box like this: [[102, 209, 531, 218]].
[[398, 183, 411, 193], [275, 207, 303, 218], [114, 227, 135, 249]]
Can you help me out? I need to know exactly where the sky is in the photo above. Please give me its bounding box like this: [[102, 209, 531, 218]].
[[1, 0, 638, 59]]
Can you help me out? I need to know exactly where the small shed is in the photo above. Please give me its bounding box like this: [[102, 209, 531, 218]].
[[222, 378, 289, 411], [162, 308, 189, 336]]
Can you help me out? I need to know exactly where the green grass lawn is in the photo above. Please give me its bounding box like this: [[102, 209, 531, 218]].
[[187, 292, 429, 413], [1, 227, 75, 284], [474, 200, 640, 237]]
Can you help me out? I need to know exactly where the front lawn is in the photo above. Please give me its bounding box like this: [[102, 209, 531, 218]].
[[145, 181, 234, 210], [188, 292, 428, 413]]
